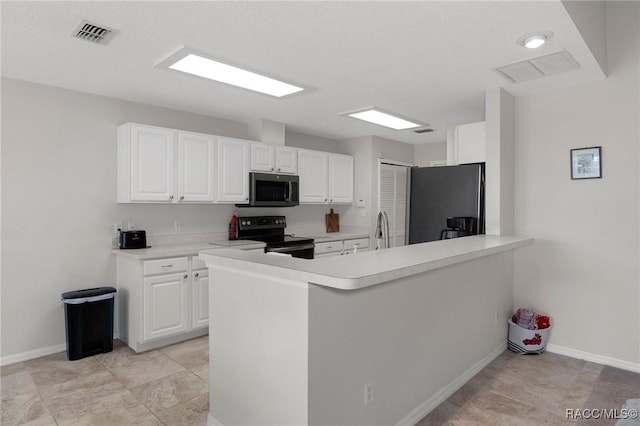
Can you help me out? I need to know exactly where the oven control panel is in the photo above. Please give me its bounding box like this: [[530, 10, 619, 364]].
[[238, 216, 286, 230]]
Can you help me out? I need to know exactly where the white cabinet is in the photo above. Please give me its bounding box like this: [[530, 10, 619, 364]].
[[216, 137, 250, 203], [143, 272, 190, 341], [251, 144, 298, 174], [315, 238, 370, 257], [251, 143, 275, 172], [178, 131, 215, 202], [328, 154, 354, 203], [275, 146, 298, 174], [116, 254, 210, 353], [298, 149, 329, 203], [191, 268, 209, 330], [343, 238, 370, 254], [298, 149, 353, 204], [315, 241, 343, 257], [118, 123, 215, 203], [453, 121, 486, 165]]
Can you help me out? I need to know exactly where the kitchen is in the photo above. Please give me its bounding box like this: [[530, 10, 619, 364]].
[[2, 1, 639, 425]]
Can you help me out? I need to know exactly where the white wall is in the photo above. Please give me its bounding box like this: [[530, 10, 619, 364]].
[[513, 1, 640, 367], [414, 141, 447, 166], [0, 78, 342, 361]]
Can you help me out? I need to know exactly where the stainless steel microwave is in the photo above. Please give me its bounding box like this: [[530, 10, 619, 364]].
[[239, 172, 299, 207]]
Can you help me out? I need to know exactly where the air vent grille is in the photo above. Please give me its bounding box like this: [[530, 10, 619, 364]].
[[495, 50, 580, 83], [414, 128, 434, 134], [72, 20, 118, 45]]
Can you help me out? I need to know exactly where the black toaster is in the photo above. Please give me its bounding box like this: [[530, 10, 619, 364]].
[[119, 230, 148, 249]]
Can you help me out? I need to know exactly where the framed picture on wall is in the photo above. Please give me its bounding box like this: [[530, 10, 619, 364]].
[[571, 146, 602, 180]]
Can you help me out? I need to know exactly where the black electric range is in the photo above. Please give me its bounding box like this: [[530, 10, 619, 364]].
[[236, 216, 314, 259]]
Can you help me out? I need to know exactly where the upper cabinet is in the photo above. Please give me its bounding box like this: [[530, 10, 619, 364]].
[[118, 123, 351, 205], [216, 137, 250, 203], [453, 121, 486, 165], [118, 123, 214, 203], [250, 144, 298, 174], [298, 149, 353, 204], [328, 153, 354, 203], [178, 131, 216, 202], [275, 146, 298, 174], [250, 143, 275, 172]]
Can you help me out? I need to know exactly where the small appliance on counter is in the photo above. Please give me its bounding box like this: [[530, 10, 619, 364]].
[[119, 230, 148, 249], [439, 216, 477, 240]]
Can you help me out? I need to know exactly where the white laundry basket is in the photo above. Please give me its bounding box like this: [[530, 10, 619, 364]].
[[507, 318, 551, 354]]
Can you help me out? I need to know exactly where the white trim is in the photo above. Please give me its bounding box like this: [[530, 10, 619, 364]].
[[207, 413, 224, 426], [546, 344, 640, 373], [378, 158, 414, 167], [0, 343, 67, 366], [396, 342, 507, 426], [0, 331, 120, 367]]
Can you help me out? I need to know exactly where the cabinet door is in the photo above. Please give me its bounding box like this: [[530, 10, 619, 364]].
[[328, 154, 354, 203], [178, 132, 215, 202], [298, 149, 329, 203], [191, 269, 209, 329], [143, 272, 189, 341], [130, 125, 176, 202], [275, 146, 298, 174], [216, 137, 250, 203], [251, 143, 275, 172]]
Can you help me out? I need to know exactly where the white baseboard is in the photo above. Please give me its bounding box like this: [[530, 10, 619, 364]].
[[207, 413, 224, 426], [0, 332, 121, 367], [0, 343, 67, 366], [396, 342, 507, 426], [546, 344, 640, 373]]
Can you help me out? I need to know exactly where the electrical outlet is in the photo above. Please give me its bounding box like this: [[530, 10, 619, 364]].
[[174, 220, 181, 231], [114, 222, 123, 234], [364, 381, 373, 406], [127, 221, 136, 230]]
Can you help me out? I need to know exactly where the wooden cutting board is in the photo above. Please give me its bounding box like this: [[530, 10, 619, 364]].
[[325, 208, 340, 233]]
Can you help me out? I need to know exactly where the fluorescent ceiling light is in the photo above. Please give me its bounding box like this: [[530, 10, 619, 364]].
[[345, 108, 422, 130], [165, 52, 304, 98]]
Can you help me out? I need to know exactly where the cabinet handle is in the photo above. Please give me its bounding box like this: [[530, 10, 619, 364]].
[[183, 274, 188, 279], [169, 195, 174, 200], [270, 168, 274, 171], [161, 264, 173, 269], [246, 198, 249, 201], [277, 168, 281, 172], [324, 198, 327, 202], [330, 199, 333, 202], [194, 272, 199, 278], [180, 195, 184, 200]]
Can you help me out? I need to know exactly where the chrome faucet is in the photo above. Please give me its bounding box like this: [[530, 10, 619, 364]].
[[375, 210, 390, 250]]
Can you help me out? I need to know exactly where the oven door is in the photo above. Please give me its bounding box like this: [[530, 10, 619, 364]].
[[266, 243, 315, 259]]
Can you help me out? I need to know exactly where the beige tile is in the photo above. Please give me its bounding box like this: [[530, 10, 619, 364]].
[[51, 388, 160, 425], [159, 336, 209, 371], [154, 393, 209, 426], [1, 389, 50, 426], [192, 364, 209, 382], [26, 352, 105, 389], [1, 362, 27, 377], [21, 414, 58, 425], [39, 370, 125, 415], [1, 370, 38, 397], [131, 370, 208, 412], [96, 346, 185, 388]]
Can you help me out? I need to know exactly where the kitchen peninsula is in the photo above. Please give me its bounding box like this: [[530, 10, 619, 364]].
[[199, 235, 533, 425]]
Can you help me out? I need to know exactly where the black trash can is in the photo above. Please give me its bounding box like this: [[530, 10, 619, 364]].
[[61, 286, 117, 361]]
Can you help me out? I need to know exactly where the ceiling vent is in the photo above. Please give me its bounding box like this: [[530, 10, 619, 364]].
[[413, 128, 434, 134], [72, 20, 118, 45], [496, 50, 580, 83]]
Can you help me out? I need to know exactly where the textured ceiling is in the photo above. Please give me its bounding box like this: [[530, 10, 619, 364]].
[[1, 1, 605, 144]]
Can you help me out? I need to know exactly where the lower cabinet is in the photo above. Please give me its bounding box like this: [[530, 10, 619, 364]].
[[117, 255, 209, 353], [315, 238, 370, 257]]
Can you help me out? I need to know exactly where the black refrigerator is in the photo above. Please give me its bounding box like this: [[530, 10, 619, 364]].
[[408, 163, 485, 244]]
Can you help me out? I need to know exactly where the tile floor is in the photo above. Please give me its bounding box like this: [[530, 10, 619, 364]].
[[2, 338, 638, 425]]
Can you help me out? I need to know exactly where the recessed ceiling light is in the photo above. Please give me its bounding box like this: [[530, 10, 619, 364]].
[[517, 31, 553, 49], [524, 35, 546, 49], [342, 108, 423, 130], [157, 47, 305, 98]]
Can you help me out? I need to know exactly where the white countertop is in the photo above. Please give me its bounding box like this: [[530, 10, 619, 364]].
[[199, 235, 534, 290], [112, 240, 265, 260]]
